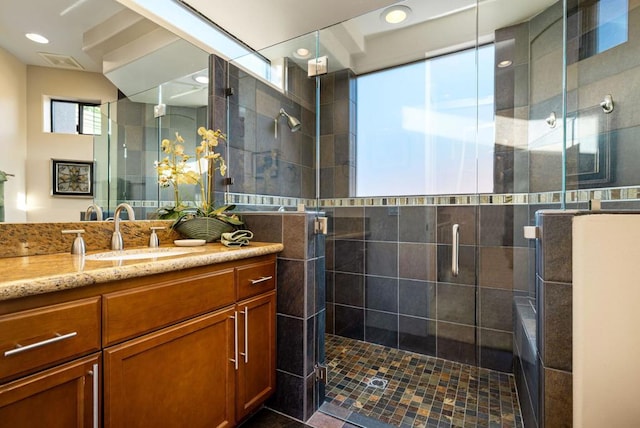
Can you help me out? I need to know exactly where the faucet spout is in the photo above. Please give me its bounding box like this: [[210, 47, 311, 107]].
[[111, 203, 135, 250], [85, 204, 103, 221]]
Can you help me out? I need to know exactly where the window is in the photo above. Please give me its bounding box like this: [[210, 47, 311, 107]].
[[51, 100, 101, 135], [356, 45, 495, 197], [576, 0, 628, 61]]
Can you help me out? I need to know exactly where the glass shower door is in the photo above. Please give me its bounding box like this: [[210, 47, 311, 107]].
[[315, 2, 488, 424]]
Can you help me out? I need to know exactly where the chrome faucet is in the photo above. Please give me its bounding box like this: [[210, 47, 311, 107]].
[[111, 203, 135, 250], [85, 204, 103, 221]]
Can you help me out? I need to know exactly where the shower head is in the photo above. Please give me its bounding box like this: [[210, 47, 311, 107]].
[[279, 108, 301, 132], [274, 108, 301, 138]]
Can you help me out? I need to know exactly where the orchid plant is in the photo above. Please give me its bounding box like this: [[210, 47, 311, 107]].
[[155, 127, 242, 225]]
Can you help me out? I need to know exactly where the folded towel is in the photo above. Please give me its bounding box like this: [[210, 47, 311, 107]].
[[221, 230, 254, 247]]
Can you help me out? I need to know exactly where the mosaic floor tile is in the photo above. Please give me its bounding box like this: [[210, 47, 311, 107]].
[[324, 334, 523, 428]]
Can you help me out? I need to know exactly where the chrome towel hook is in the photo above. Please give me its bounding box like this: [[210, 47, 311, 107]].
[[600, 94, 614, 113], [546, 111, 557, 128]]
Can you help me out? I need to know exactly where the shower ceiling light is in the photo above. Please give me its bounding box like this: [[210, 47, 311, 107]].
[[382, 5, 412, 24], [293, 48, 311, 59], [193, 75, 209, 84], [497, 60, 513, 68], [25, 33, 49, 44]]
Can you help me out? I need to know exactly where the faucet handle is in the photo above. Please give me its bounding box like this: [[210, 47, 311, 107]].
[[62, 229, 86, 255], [149, 227, 165, 248]]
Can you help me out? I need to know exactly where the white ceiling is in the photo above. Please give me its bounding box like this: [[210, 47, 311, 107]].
[[0, 0, 559, 102], [180, 0, 401, 51], [0, 0, 125, 72]]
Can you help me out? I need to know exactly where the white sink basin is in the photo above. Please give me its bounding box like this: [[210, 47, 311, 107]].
[[85, 247, 199, 261]]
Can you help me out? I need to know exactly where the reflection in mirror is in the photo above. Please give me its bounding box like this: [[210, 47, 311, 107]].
[[94, 60, 210, 220], [0, 0, 210, 222]]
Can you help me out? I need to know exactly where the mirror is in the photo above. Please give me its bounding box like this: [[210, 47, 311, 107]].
[[0, 0, 209, 222], [94, 77, 210, 221]]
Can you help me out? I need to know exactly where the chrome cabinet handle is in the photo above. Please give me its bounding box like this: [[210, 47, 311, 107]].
[[452, 224, 459, 277], [3, 332, 77, 357], [250, 276, 273, 285], [229, 312, 238, 370], [239, 306, 249, 363], [89, 363, 99, 428]]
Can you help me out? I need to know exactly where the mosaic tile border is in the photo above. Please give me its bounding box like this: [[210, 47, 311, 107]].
[[112, 186, 640, 212], [224, 186, 640, 208]]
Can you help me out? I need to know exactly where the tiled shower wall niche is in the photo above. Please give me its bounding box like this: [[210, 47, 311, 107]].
[[242, 212, 326, 421]]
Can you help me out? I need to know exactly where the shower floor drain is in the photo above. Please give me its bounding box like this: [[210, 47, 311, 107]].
[[365, 377, 388, 389]]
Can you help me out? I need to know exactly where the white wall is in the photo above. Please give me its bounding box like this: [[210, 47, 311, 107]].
[[573, 214, 640, 427], [26, 66, 117, 222], [0, 47, 27, 222]]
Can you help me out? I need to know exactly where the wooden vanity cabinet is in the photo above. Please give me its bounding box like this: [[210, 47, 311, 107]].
[[0, 253, 277, 428], [235, 290, 276, 421], [0, 353, 100, 428], [102, 255, 277, 427], [103, 308, 236, 428], [0, 297, 102, 428]]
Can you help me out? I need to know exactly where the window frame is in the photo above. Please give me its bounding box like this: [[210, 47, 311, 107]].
[[50, 99, 101, 136]]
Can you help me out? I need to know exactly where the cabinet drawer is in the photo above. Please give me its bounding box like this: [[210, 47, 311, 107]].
[[103, 269, 235, 346], [236, 261, 276, 300], [0, 297, 101, 383]]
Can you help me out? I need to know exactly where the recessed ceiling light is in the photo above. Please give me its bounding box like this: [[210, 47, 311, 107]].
[[25, 33, 49, 44], [293, 48, 311, 59], [193, 75, 209, 84], [497, 60, 513, 68], [381, 5, 412, 24]]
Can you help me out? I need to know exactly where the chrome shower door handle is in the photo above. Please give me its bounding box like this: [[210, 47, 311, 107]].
[[452, 224, 460, 277]]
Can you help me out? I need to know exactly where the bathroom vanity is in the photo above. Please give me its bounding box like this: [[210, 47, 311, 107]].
[[0, 243, 282, 427]]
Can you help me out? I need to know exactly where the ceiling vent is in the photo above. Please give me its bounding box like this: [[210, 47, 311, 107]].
[[38, 52, 84, 70]]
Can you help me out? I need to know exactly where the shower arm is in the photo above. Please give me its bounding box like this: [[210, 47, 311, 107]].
[[274, 108, 301, 139]]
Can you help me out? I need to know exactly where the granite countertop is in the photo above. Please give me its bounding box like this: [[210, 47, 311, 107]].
[[0, 242, 283, 302]]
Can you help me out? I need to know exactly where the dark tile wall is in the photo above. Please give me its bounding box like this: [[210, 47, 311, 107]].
[[242, 212, 325, 422], [528, 1, 566, 194], [319, 70, 356, 199], [494, 22, 530, 194], [224, 58, 316, 201], [534, 210, 575, 428]]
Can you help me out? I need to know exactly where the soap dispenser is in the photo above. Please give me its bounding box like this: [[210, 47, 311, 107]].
[[61, 229, 86, 255], [149, 226, 165, 248]]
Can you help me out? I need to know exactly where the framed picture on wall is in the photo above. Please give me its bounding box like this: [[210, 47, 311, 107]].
[[51, 159, 94, 198]]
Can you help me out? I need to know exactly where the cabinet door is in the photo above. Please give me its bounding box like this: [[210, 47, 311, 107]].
[[103, 308, 236, 428], [236, 291, 276, 421], [0, 353, 100, 428]]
